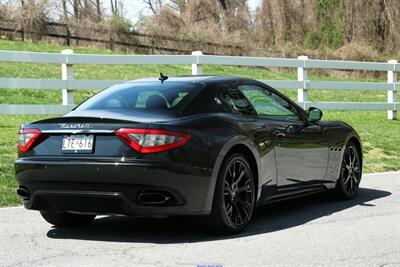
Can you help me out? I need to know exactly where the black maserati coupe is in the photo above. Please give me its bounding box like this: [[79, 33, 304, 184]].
[[15, 75, 362, 234]]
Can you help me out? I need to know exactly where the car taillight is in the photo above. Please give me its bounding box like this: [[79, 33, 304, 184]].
[[115, 128, 190, 153], [18, 128, 42, 152]]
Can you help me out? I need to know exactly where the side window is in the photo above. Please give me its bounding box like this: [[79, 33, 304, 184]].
[[181, 90, 231, 115], [239, 85, 300, 119], [222, 87, 257, 116]]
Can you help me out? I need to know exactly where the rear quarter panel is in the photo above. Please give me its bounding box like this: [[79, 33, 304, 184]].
[[163, 113, 264, 208]]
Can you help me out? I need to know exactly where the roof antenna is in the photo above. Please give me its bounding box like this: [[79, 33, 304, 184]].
[[159, 73, 168, 84]]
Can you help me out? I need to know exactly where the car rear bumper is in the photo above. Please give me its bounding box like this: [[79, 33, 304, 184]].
[[15, 157, 219, 216]]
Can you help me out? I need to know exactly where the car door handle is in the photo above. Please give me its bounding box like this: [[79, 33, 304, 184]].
[[273, 130, 286, 137]]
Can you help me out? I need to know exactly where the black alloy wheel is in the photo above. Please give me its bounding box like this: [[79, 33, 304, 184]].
[[336, 142, 362, 199], [223, 157, 254, 227], [207, 153, 256, 234]]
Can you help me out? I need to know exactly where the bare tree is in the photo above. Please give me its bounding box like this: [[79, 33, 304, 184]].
[[61, 0, 68, 21], [142, 0, 163, 14], [217, 0, 226, 10], [61, 0, 70, 45], [110, 0, 114, 13], [110, 0, 121, 15], [341, 0, 400, 53], [255, 0, 275, 46], [72, 0, 79, 19], [13, 0, 50, 41], [20, 0, 25, 40], [95, 0, 101, 21], [169, 0, 186, 12]]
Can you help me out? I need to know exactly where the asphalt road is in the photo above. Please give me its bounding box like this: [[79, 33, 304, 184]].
[[1, 172, 399, 267]]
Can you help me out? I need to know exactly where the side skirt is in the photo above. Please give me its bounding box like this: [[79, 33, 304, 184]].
[[256, 185, 327, 207]]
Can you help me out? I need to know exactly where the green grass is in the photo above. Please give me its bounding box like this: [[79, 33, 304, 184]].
[[0, 39, 399, 207]]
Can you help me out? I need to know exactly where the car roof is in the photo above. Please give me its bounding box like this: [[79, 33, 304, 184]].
[[125, 75, 254, 84]]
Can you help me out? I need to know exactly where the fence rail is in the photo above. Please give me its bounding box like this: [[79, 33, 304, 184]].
[[0, 50, 398, 119]]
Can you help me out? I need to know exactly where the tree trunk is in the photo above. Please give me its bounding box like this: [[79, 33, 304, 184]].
[[267, 1, 275, 46], [281, 0, 291, 42], [376, 0, 387, 52], [110, 0, 115, 14], [62, 0, 70, 45], [114, 0, 118, 15], [96, 0, 102, 21], [218, 0, 227, 10], [73, 0, 79, 45], [73, 0, 79, 19], [343, 0, 354, 44], [20, 0, 25, 41]]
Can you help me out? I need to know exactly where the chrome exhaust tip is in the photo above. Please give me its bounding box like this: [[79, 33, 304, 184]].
[[17, 187, 30, 200], [137, 191, 171, 205]]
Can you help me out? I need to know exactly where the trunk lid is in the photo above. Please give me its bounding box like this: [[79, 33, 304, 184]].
[[21, 110, 178, 158]]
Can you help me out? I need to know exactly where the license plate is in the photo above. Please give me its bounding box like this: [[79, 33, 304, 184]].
[[62, 135, 94, 153]]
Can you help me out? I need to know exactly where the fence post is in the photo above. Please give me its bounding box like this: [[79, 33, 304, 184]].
[[297, 55, 308, 109], [192, 51, 203, 75], [61, 49, 74, 106], [387, 59, 398, 120]]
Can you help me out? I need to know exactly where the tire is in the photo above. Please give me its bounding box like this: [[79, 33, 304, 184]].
[[40, 210, 95, 227], [206, 153, 256, 234], [335, 141, 362, 199]]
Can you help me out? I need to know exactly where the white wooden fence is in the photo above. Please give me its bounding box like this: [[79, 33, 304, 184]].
[[0, 50, 398, 119]]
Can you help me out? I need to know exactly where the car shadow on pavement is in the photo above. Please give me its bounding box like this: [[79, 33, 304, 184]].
[[47, 187, 391, 243]]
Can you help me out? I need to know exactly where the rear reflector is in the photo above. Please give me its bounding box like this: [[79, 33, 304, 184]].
[[115, 128, 190, 153], [18, 128, 42, 152]]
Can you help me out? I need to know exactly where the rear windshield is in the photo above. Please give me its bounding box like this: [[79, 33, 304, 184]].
[[76, 81, 201, 112]]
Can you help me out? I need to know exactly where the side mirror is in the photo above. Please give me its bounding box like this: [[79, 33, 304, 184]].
[[308, 107, 323, 122]]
